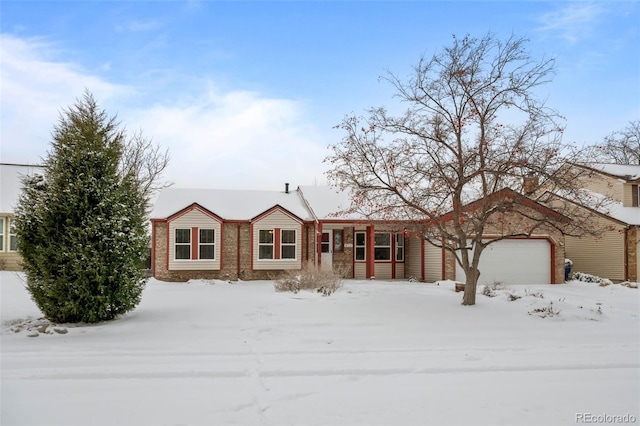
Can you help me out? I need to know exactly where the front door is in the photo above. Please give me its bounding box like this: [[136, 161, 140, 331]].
[[321, 231, 333, 272]]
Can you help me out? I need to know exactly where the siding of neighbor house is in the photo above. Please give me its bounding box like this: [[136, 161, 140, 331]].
[[168, 208, 222, 271], [583, 173, 623, 202], [0, 216, 22, 271], [252, 210, 302, 271], [565, 218, 626, 281]]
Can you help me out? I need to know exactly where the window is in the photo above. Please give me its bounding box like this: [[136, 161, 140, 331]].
[[395, 233, 405, 261], [175, 229, 191, 260], [374, 233, 392, 261], [321, 232, 330, 253], [199, 229, 215, 260], [633, 184, 639, 207], [259, 229, 274, 259], [334, 230, 344, 252], [0, 217, 4, 251], [355, 232, 366, 261], [9, 218, 17, 252], [281, 230, 296, 259]]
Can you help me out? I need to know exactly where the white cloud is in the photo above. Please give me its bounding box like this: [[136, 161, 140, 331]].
[[0, 34, 131, 163], [0, 33, 329, 189], [537, 2, 604, 43]]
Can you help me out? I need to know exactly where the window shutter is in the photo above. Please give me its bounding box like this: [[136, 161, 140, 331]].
[[633, 184, 638, 207]]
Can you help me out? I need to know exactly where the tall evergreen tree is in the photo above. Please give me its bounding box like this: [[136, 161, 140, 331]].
[[14, 92, 149, 323]]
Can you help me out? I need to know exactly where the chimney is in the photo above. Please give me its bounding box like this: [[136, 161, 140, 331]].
[[285, 182, 289, 194], [523, 174, 539, 195]]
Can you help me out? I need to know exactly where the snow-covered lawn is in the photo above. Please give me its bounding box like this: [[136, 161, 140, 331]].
[[1, 272, 638, 426]]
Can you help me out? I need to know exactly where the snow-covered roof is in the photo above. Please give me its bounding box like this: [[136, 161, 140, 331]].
[[298, 185, 361, 220], [151, 187, 315, 221], [608, 201, 640, 225], [0, 164, 44, 214], [585, 163, 640, 181]]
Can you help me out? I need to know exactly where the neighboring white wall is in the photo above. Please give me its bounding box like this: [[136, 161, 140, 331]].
[[168, 209, 221, 271]]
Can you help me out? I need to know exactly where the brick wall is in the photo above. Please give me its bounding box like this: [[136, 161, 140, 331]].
[[153, 220, 317, 282]]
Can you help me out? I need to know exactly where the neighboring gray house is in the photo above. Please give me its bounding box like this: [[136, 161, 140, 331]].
[[0, 163, 44, 270]]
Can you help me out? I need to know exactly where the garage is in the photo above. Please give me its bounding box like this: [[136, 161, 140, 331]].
[[455, 239, 551, 286]]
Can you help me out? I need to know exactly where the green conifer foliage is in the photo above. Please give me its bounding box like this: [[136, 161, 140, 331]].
[[14, 92, 149, 323]]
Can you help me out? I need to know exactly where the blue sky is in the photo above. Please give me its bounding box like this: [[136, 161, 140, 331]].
[[2, 1, 639, 190]]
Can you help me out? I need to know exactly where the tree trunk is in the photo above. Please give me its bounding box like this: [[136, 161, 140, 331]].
[[462, 268, 480, 306]]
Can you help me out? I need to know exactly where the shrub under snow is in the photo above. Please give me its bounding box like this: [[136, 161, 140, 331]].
[[275, 264, 344, 296]]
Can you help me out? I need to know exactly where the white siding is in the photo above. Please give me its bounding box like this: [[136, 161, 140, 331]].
[[405, 236, 422, 280], [354, 263, 367, 279], [374, 263, 393, 280], [253, 210, 302, 270], [637, 230, 640, 280], [424, 242, 442, 283], [169, 209, 221, 271]]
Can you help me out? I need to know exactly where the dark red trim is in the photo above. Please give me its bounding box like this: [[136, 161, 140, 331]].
[[191, 227, 198, 260], [251, 205, 304, 223], [274, 228, 281, 260]]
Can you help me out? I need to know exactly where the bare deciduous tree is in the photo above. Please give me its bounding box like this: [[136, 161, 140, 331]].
[[119, 129, 171, 211], [590, 121, 640, 165], [325, 33, 608, 305]]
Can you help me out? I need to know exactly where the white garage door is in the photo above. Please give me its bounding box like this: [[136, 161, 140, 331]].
[[455, 239, 551, 286]]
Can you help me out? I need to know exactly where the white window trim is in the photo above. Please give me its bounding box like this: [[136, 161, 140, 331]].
[[174, 228, 191, 261], [0, 217, 4, 252], [8, 218, 17, 252], [198, 229, 215, 260], [395, 233, 405, 262], [355, 231, 366, 261], [281, 229, 297, 260], [374, 232, 392, 261], [258, 229, 275, 260]]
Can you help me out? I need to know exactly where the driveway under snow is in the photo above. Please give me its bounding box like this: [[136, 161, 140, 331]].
[[1, 272, 638, 425]]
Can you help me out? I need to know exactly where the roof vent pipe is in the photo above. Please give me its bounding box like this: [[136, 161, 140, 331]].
[[285, 183, 290, 194]]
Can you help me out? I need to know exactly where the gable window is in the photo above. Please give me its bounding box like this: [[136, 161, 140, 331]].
[[199, 229, 215, 260], [633, 184, 639, 207], [354, 232, 366, 261], [175, 229, 191, 260], [259, 229, 274, 259], [281, 230, 296, 259], [0, 217, 4, 251], [374, 233, 392, 261], [395, 234, 405, 261]]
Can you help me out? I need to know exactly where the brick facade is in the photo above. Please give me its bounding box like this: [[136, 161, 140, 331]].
[[153, 220, 318, 282]]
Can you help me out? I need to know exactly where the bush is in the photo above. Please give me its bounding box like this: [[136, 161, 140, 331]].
[[572, 271, 613, 286], [275, 263, 344, 296], [529, 301, 560, 318], [481, 281, 504, 297]]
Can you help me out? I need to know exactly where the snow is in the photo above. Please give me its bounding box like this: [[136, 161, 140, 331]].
[[587, 163, 640, 181], [151, 185, 360, 222], [151, 187, 314, 221], [2, 271, 639, 425]]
